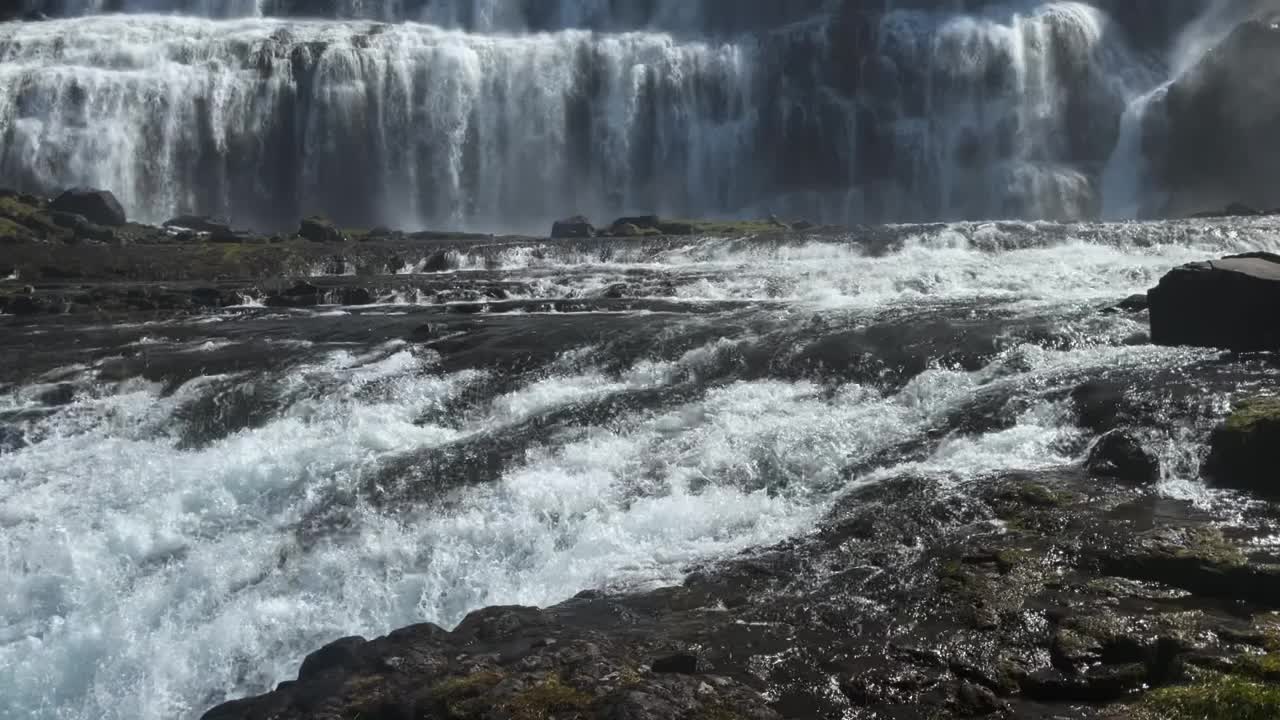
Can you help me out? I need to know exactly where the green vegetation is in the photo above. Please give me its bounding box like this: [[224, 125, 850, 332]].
[[1224, 396, 1280, 434], [1175, 527, 1247, 567], [430, 671, 506, 719], [1141, 675, 1280, 720], [506, 676, 592, 720]]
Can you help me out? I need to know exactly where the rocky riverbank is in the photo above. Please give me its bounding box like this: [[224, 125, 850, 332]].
[[8, 190, 1280, 720], [204, 401, 1280, 720]]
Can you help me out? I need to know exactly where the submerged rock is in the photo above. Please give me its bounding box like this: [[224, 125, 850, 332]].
[[1148, 253, 1280, 351], [551, 215, 595, 239], [163, 215, 233, 234], [1204, 396, 1280, 500], [1085, 430, 1159, 485], [50, 188, 126, 227]]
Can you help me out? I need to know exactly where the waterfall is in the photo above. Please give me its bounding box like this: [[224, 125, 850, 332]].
[[0, 2, 1232, 230]]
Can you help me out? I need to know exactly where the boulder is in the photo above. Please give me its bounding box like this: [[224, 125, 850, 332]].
[[1148, 253, 1280, 351], [1116, 293, 1148, 312], [1204, 396, 1280, 499], [611, 223, 643, 237], [50, 188, 126, 227], [551, 215, 594, 239], [298, 216, 345, 243], [1085, 430, 1160, 485], [0, 425, 26, 454]]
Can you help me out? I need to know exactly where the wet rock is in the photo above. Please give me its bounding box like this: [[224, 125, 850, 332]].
[[651, 653, 700, 675], [612, 215, 661, 231], [1149, 253, 1280, 351], [1086, 430, 1160, 485], [298, 216, 345, 243], [50, 188, 126, 227], [951, 682, 1003, 716], [338, 287, 374, 306], [267, 281, 323, 307], [36, 383, 76, 406], [657, 221, 696, 236], [551, 215, 595, 239], [298, 636, 368, 680], [163, 215, 233, 234], [1190, 202, 1263, 218], [1117, 293, 1148, 312], [1204, 396, 1280, 499], [1093, 525, 1280, 606], [0, 425, 26, 453], [1071, 380, 1127, 432]]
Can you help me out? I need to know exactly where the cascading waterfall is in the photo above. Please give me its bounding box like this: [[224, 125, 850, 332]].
[[0, 1, 1222, 231]]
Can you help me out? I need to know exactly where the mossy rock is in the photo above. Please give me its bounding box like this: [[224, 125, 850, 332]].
[[1205, 396, 1280, 499], [506, 676, 592, 720], [1139, 675, 1280, 720]]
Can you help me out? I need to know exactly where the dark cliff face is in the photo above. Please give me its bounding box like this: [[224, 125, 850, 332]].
[[1147, 14, 1280, 217]]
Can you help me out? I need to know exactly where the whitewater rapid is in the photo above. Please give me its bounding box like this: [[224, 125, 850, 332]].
[[2, 221, 1276, 719]]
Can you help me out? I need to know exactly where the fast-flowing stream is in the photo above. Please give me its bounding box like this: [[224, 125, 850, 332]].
[[4, 219, 1280, 719]]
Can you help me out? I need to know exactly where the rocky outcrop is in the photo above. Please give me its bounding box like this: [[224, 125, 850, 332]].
[[1204, 396, 1280, 499], [551, 215, 595, 239], [1148, 253, 1280, 351], [203, 465, 1280, 720], [1148, 17, 1280, 217], [298, 216, 346, 243], [164, 215, 234, 234], [50, 188, 127, 227], [1086, 430, 1160, 485]]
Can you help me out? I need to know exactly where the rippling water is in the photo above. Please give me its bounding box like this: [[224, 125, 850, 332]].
[[2, 219, 1277, 719]]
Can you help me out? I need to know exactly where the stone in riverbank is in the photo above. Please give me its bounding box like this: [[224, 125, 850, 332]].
[[50, 188, 127, 227], [1204, 396, 1280, 500], [1148, 253, 1280, 351], [298, 216, 346, 243], [551, 215, 595, 239]]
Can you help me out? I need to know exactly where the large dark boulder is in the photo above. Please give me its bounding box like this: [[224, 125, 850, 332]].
[[1204, 396, 1280, 499], [1148, 253, 1280, 351], [298, 216, 345, 243], [1085, 430, 1160, 485], [1147, 17, 1280, 216], [551, 215, 594, 239], [50, 188, 126, 227]]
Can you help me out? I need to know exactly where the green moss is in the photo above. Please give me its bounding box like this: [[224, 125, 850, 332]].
[[506, 676, 592, 720], [994, 548, 1033, 573], [429, 671, 505, 719], [1240, 652, 1280, 681], [1141, 676, 1280, 720], [1176, 527, 1246, 567], [1224, 397, 1280, 434], [1008, 482, 1076, 508], [0, 216, 33, 240]]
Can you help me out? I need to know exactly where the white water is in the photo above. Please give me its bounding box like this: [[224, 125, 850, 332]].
[[0, 2, 1196, 230], [0, 226, 1263, 719]]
